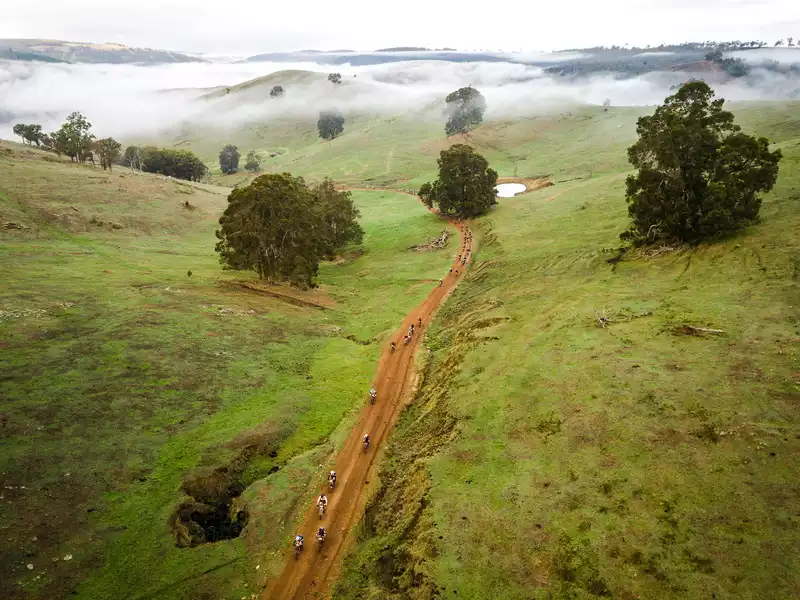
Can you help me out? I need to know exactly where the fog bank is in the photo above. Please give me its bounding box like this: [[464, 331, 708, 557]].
[[1, 56, 799, 141]]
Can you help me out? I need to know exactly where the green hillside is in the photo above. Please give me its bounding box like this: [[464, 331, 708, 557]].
[[2, 90, 799, 600], [0, 142, 452, 600], [331, 105, 800, 600]]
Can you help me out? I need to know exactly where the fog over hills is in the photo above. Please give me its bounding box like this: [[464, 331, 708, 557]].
[[1, 42, 799, 141]]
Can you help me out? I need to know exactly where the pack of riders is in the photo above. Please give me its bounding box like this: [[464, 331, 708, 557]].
[[295, 227, 475, 556]]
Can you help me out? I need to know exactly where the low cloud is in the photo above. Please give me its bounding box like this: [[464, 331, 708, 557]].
[[1, 54, 799, 143]]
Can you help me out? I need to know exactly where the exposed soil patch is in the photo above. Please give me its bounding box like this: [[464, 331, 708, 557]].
[[496, 176, 554, 195], [224, 281, 334, 310], [170, 470, 249, 547], [170, 422, 291, 548]]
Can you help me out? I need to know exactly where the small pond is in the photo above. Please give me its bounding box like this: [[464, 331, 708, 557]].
[[495, 183, 526, 197]]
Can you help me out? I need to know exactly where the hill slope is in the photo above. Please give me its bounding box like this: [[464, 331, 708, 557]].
[[0, 142, 452, 600], [0, 39, 202, 64], [330, 106, 800, 600]]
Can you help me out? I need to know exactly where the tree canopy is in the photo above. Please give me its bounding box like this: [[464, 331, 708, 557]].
[[215, 173, 363, 287], [313, 178, 364, 258], [444, 87, 487, 136], [53, 112, 94, 162], [327, 72, 342, 85], [94, 137, 121, 171], [140, 147, 208, 181], [12, 124, 43, 146], [622, 81, 782, 245], [123, 145, 143, 171], [270, 85, 285, 98], [418, 144, 498, 218], [704, 50, 750, 77], [219, 144, 240, 174], [244, 150, 261, 172], [318, 110, 345, 140]]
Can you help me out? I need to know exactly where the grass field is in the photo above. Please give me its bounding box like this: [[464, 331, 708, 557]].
[[0, 143, 452, 600], [3, 84, 800, 600], [332, 105, 800, 599]]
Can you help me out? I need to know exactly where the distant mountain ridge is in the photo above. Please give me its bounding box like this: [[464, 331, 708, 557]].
[[242, 50, 522, 66], [0, 39, 203, 64]]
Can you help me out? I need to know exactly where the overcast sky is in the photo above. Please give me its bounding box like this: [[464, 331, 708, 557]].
[[2, 0, 799, 56]]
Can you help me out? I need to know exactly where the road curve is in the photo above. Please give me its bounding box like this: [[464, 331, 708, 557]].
[[262, 195, 473, 600]]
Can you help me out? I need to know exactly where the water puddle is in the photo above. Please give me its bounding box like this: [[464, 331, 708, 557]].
[[495, 183, 526, 197]]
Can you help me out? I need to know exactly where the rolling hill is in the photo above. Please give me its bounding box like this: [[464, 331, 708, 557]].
[[0, 39, 202, 64], [2, 84, 799, 600]]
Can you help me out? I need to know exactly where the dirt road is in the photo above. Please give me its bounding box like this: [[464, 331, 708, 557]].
[[262, 204, 473, 599]]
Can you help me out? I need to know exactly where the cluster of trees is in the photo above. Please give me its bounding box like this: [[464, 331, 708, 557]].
[[569, 40, 780, 53], [327, 73, 342, 85], [622, 81, 782, 245], [419, 144, 498, 218], [123, 145, 208, 181], [270, 85, 285, 98], [444, 87, 487, 136], [13, 113, 122, 170], [704, 50, 750, 77], [12, 124, 43, 146], [318, 110, 345, 140], [218, 146, 263, 174], [215, 174, 363, 287]]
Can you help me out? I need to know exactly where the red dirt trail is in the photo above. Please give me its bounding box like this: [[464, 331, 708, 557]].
[[262, 197, 473, 599]]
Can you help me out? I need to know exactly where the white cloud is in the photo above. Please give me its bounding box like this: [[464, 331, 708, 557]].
[[2, 57, 798, 143]]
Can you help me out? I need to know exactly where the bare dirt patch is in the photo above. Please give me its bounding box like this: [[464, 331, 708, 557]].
[[223, 281, 336, 310], [497, 176, 554, 195]]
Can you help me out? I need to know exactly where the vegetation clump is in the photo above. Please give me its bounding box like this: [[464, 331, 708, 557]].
[[318, 109, 345, 140], [328, 72, 342, 85], [244, 150, 261, 172], [93, 137, 121, 171], [219, 144, 240, 174], [419, 144, 498, 218], [444, 86, 487, 135], [214, 173, 363, 287], [704, 50, 750, 77], [12, 123, 43, 146], [622, 81, 781, 245], [139, 146, 208, 181], [270, 85, 285, 98], [53, 112, 94, 162]]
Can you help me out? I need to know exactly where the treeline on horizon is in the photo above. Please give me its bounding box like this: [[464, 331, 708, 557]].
[[546, 39, 800, 79], [562, 38, 798, 53]]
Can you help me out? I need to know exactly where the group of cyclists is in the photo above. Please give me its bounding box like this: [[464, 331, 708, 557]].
[[293, 433, 372, 557], [440, 224, 472, 284], [293, 224, 473, 559], [293, 470, 340, 556], [391, 315, 423, 350]]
